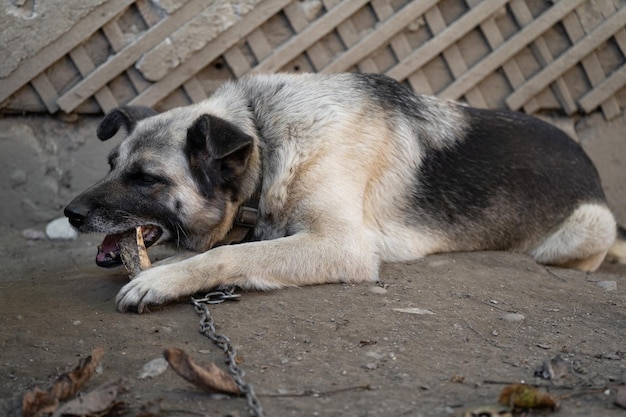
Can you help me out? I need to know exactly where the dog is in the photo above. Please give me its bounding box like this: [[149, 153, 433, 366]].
[[64, 72, 625, 313]]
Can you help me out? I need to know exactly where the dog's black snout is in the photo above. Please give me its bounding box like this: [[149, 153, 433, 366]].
[[64, 203, 88, 229]]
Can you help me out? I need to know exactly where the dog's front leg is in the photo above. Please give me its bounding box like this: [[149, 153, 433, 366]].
[[150, 250, 197, 267], [115, 232, 378, 313]]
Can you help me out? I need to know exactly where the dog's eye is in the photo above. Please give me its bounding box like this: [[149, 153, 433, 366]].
[[139, 173, 159, 185], [128, 171, 162, 186]]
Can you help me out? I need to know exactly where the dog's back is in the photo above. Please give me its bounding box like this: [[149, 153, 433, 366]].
[[230, 73, 617, 270]]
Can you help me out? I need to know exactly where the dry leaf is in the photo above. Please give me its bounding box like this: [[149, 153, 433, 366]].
[[498, 383, 559, 410], [450, 374, 465, 383], [22, 347, 105, 417], [21, 389, 58, 417], [51, 379, 127, 417], [163, 348, 242, 395]]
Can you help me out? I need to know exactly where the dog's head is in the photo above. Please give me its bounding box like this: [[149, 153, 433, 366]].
[[64, 105, 260, 268]]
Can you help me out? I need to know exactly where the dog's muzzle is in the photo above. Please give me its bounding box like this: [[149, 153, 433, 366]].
[[64, 200, 163, 268]]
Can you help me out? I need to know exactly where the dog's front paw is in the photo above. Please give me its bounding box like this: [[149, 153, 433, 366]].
[[115, 264, 182, 313]]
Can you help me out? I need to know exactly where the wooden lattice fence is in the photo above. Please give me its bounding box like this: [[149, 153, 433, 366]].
[[1, 0, 625, 119]]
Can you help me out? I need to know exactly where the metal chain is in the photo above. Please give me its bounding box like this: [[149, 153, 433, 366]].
[[190, 287, 265, 417]]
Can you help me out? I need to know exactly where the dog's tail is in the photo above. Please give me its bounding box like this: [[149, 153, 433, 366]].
[[606, 224, 626, 264]]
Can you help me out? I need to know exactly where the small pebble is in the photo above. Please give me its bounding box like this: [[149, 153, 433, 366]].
[[595, 281, 617, 291], [501, 313, 525, 322], [393, 307, 435, 315], [138, 357, 168, 379], [369, 286, 387, 295], [427, 259, 450, 268], [363, 363, 378, 371], [10, 169, 27, 186], [22, 228, 47, 240], [45, 217, 77, 240]]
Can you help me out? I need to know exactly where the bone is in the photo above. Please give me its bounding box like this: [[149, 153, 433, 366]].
[[119, 227, 151, 279]]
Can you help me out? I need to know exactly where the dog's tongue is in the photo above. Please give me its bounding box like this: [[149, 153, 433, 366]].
[[96, 233, 124, 268]]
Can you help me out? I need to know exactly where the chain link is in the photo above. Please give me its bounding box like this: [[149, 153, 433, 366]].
[[190, 287, 265, 417]]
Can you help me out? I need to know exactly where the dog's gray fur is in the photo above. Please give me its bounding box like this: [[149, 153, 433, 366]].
[[65, 73, 623, 312]]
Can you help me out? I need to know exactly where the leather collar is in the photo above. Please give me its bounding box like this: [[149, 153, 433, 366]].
[[218, 189, 261, 246]]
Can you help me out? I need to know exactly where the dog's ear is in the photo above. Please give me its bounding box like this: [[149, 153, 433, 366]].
[[97, 106, 158, 141], [186, 114, 254, 182]]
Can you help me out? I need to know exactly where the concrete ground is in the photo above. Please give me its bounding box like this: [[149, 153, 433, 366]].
[[0, 113, 625, 417]]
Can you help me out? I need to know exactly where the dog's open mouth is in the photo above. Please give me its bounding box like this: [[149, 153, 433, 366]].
[[96, 225, 162, 268]]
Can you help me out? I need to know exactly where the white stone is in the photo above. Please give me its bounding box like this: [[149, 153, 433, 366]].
[[22, 228, 47, 240], [369, 286, 387, 295], [138, 357, 169, 379], [393, 307, 435, 315], [500, 313, 525, 322], [45, 217, 77, 240]]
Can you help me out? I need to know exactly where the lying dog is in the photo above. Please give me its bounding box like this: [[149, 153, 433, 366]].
[[64, 73, 625, 313]]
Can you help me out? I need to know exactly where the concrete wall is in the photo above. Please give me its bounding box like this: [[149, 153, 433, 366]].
[[1, 0, 107, 78], [0, 116, 114, 230]]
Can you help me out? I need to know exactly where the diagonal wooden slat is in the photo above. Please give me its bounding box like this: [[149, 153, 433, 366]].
[[367, 0, 431, 93], [2, 0, 625, 118], [101, 19, 152, 95], [247, 29, 274, 63], [135, 0, 160, 26], [222, 7, 282, 78], [250, 0, 370, 74], [439, 0, 584, 102], [508, 0, 577, 115], [56, 0, 209, 113], [321, 0, 379, 73], [291, 1, 335, 70], [506, 6, 626, 111], [325, 0, 358, 44], [424, 4, 487, 107], [30, 74, 60, 113], [322, 0, 439, 74], [69, 46, 119, 113], [562, 9, 620, 119], [370, 0, 434, 94], [129, 0, 291, 108], [467, 0, 541, 111], [386, 0, 509, 83], [0, 0, 135, 105], [579, 64, 626, 114], [279, 0, 332, 71], [224, 48, 253, 78], [613, 26, 626, 56], [575, 1, 623, 119], [183, 77, 208, 103]]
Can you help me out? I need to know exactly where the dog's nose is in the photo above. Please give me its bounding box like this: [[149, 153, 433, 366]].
[[64, 203, 88, 229]]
